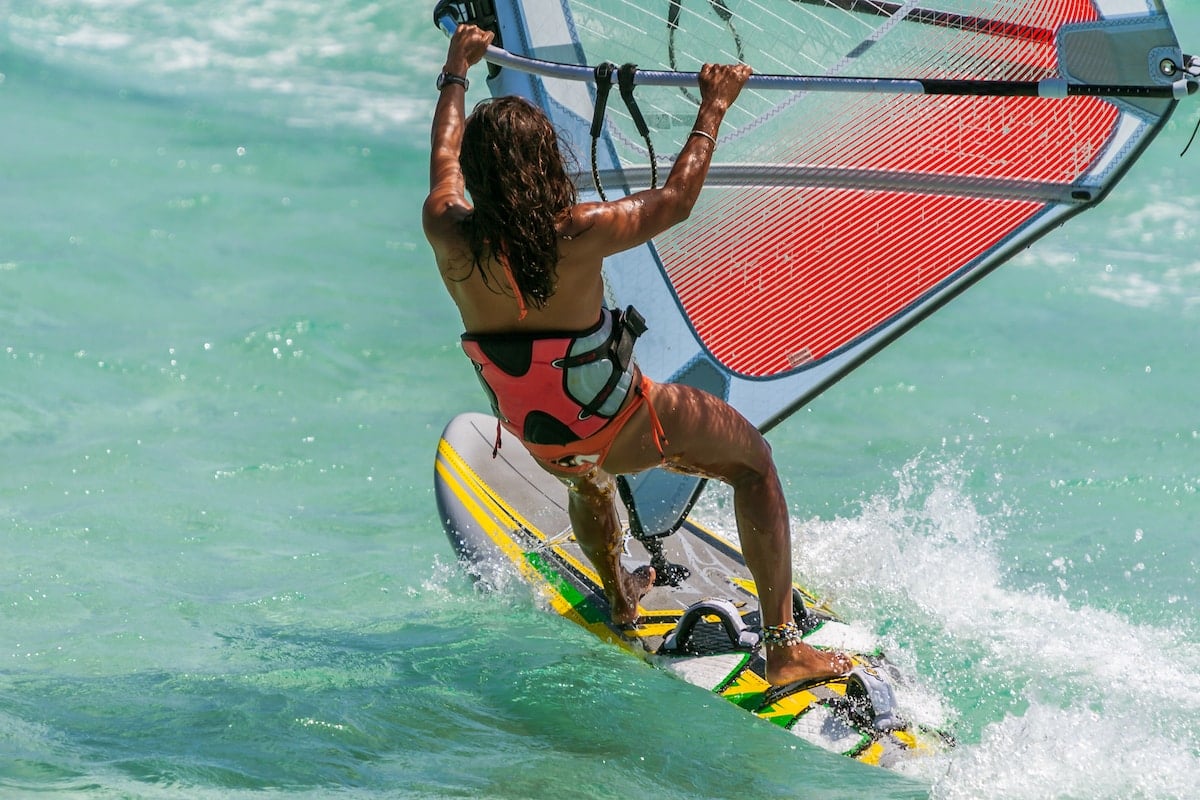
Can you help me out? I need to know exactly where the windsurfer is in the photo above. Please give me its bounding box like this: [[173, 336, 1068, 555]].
[[423, 24, 850, 685]]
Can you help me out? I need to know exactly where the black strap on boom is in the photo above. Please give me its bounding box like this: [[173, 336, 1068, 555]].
[[589, 63, 659, 200], [618, 64, 659, 190], [589, 62, 617, 201]]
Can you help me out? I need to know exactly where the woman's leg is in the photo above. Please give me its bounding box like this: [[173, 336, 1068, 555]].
[[603, 382, 850, 684], [539, 464, 655, 626]]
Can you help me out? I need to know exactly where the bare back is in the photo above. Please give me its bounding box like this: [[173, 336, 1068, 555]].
[[433, 209, 611, 335]]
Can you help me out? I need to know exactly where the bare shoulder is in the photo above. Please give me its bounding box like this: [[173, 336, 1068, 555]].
[[557, 197, 649, 256], [422, 191, 471, 245], [556, 195, 643, 242], [557, 201, 604, 238]]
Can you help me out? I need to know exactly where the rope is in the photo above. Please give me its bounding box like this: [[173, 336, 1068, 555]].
[[589, 63, 660, 199]]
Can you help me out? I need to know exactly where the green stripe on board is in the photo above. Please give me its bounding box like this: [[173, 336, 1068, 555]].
[[726, 691, 767, 711], [524, 550, 608, 625]]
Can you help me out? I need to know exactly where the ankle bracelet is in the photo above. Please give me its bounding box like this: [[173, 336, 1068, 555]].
[[761, 621, 804, 646]]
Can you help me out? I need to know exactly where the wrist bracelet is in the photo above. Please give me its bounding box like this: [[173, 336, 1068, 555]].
[[436, 71, 469, 92], [689, 129, 718, 147]]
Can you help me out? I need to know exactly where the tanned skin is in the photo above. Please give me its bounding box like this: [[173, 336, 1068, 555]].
[[423, 24, 849, 685]]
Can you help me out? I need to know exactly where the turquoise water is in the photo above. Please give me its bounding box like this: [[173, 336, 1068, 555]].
[[2, 2, 1198, 797]]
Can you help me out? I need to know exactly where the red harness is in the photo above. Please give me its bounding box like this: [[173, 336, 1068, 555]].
[[461, 307, 645, 446]]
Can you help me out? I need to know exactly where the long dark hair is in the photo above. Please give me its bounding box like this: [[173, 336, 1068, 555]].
[[459, 96, 578, 310]]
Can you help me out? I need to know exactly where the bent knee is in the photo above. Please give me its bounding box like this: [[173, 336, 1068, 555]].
[[563, 468, 617, 499]]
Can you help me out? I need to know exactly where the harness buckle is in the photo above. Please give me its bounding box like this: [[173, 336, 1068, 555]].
[[620, 305, 647, 338]]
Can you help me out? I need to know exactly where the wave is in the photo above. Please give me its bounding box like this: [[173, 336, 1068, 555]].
[[769, 453, 1200, 798], [2, 0, 443, 134]]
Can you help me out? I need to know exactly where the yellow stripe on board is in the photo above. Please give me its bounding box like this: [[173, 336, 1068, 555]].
[[757, 689, 819, 722], [730, 576, 758, 596], [436, 438, 638, 646], [436, 442, 536, 564], [435, 441, 586, 622], [437, 436, 665, 630], [857, 742, 886, 766], [719, 667, 770, 698]]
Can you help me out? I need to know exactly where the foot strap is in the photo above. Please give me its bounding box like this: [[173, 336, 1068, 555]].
[[845, 666, 905, 732], [659, 598, 760, 655]]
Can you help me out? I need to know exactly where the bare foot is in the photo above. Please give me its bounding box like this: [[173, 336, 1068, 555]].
[[766, 641, 852, 686], [606, 564, 656, 625]]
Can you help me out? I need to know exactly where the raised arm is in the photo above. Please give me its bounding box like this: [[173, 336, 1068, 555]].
[[422, 25, 494, 247], [566, 62, 753, 259]]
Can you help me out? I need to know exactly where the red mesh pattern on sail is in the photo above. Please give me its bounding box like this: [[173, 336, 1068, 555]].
[[652, 0, 1119, 377], [662, 190, 1039, 375]]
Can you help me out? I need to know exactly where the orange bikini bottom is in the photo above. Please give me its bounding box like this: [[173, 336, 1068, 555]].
[[521, 374, 667, 476]]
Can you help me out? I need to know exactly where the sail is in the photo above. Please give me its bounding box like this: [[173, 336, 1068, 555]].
[[435, 0, 1196, 537]]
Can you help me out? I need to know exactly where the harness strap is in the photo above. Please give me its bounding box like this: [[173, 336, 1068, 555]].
[[471, 305, 653, 458], [589, 62, 617, 201], [552, 306, 645, 368], [569, 306, 647, 419], [640, 375, 668, 457], [617, 64, 658, 189]]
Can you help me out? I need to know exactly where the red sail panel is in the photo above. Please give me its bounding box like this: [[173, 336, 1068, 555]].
[[656, 89, 1119, 376], [886, 0, 1099, 81], [786, 93, 1118, 182], [661, 190, 1041, 376]]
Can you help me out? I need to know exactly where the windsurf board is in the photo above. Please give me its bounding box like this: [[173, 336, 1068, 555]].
[[434, 411, 952, 768]]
